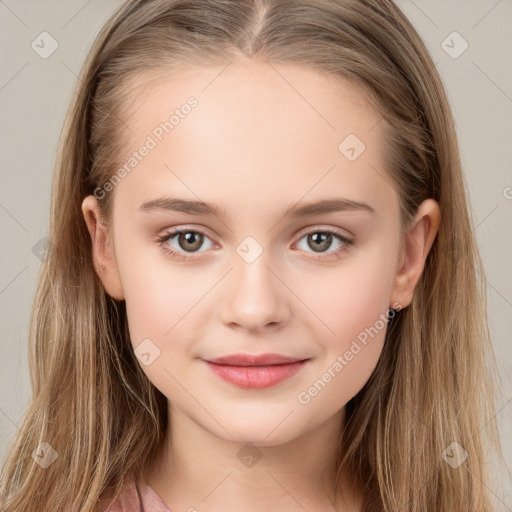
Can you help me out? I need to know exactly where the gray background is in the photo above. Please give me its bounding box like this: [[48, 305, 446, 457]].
[[0, 0, 511, 508]]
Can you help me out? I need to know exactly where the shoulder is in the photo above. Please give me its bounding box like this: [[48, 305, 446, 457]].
[[98, 475, 141, 512], [98, 473, 172, 512]]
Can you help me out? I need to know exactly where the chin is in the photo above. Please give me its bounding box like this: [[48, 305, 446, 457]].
[[210, 418, 304, 448]]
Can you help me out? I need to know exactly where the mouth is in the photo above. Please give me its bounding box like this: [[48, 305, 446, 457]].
[[203, 353, 310, 389]]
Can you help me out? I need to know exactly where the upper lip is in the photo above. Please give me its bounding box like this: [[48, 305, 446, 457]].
[[205, 353, 308, 366]]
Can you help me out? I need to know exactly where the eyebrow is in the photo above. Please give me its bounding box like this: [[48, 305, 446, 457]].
[[138, 196, 375, 218]]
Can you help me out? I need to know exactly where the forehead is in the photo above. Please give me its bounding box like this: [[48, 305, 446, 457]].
[[112, 60, 396, 220], [126, 60, 379, 137]]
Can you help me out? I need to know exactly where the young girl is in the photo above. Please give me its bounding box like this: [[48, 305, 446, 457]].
[[0, 0, 505, 511]]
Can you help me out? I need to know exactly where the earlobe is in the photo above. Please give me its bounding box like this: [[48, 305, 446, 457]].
[[390, 199, 441, 309], [81, 195, 125, 301]]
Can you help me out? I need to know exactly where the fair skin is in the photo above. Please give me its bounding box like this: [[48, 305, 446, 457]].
[[82, 60, 440, 511]]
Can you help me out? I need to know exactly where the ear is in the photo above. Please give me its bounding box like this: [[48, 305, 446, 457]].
[[81, 195, 125, 301], [390, 198, 441, 309]]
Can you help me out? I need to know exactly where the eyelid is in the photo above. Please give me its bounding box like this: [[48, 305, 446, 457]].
[[295, 224, 353, 241], [159, 224, 217, 242]]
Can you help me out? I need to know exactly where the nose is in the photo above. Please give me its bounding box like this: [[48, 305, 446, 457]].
[[219, 251, 291, 332]]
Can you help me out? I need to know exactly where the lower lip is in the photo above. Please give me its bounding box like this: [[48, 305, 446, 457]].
[[204, 360, 309, 389]]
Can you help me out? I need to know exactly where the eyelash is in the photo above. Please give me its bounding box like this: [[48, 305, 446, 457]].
[[156, 226, 353, 262]]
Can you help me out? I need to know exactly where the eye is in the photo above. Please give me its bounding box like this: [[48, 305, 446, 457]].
[[156, 226, 353, 262], [156, 228, 214, 261], [294, 227, 353, 258]]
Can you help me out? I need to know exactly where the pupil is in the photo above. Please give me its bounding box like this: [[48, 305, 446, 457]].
[[309, 233, 331, 252], [180, 232, 202, 251]]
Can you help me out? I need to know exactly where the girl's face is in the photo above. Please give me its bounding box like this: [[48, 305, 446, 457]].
[[83, 61, 433, 445]]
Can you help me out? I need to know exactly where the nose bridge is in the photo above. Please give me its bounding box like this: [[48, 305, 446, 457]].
[[219, 235, 290, 330]]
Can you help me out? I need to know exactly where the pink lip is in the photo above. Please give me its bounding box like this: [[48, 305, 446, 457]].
[[206, 353, 306, 366], [203, 353, 309, 389]]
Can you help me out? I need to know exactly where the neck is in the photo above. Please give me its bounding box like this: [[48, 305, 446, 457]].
[[143, 403, 364, 512]]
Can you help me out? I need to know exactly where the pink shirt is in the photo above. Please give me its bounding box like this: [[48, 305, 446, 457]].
[[99, 475, 171, 512]]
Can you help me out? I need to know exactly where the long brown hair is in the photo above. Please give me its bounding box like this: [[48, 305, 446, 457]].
[[0, 1, 504, 510]]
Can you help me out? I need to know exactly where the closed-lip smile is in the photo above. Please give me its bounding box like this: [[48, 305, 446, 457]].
[[203, 353, 310, 388]]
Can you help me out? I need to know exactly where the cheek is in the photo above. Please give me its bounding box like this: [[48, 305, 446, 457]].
[[291, 254, 394, 411], [293, 249, 394, 344], [113, 235, 180, 341], [121, 263, 196, 347], [119, 257, 204, 396], [117, 244, 219, 378]]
